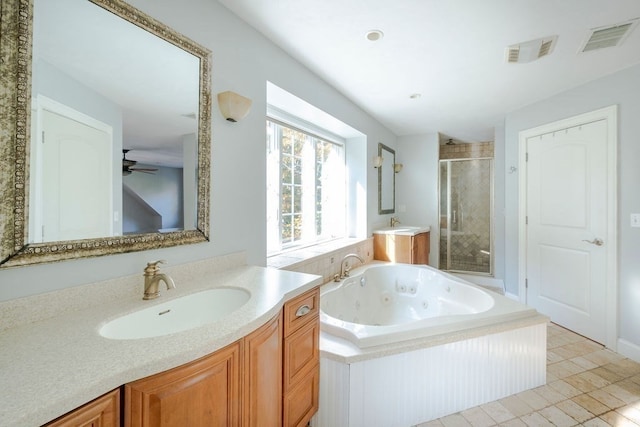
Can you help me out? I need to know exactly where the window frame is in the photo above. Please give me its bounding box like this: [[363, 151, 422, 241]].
[[266, 112, 346, 255]]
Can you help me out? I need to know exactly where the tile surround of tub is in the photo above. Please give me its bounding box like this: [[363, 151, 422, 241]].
[[0, 251, 247, 331], [271, 237, 373, 283]]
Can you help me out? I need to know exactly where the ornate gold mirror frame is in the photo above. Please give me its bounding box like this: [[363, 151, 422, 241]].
[[0, 0, 211, 268]]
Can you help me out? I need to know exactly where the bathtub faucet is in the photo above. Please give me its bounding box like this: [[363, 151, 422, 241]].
[[340, 253, 364, 279]]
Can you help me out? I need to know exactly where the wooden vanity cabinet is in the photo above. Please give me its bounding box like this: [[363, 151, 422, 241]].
[[124, 341, 242, 427], [44, 389, 120, 427], [282, 287, 320, 427], [374, 231, 430, 264], [45, 289, 320, 427]]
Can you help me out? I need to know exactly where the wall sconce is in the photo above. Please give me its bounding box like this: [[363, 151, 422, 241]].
[[393, 163, 403, 173], [373, 156, 383, 168], [217, 91, 252, 122]]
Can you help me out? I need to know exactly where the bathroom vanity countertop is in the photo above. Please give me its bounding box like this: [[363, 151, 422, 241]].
[[373, 225, 430, 236], [0, 264, 322, 427]]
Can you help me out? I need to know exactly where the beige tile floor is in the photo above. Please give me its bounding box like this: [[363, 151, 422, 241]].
[[417, 323, 640, 426]]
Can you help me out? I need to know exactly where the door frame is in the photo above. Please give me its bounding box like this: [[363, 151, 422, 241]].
[[517, 105, 618, 349]]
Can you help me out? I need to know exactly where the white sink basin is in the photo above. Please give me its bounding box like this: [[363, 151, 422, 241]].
[[99, 288, 250, 340], [373, 226, 430, 236]]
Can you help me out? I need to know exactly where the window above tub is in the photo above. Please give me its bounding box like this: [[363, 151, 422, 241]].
[[266, 117, 345, 254], [266, 82, 366, 258]]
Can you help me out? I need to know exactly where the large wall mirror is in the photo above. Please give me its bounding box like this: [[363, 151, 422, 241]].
[[378, 143, 395, 214], [0, 0, 211, 267]]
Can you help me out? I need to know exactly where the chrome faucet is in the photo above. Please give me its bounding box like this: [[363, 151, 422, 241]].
[[340, 253, 364, 279], [143, 260, 176, 300], [390, 217, 401, 227]]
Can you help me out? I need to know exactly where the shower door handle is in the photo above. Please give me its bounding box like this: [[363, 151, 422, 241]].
[[582, 238, 604, 246]]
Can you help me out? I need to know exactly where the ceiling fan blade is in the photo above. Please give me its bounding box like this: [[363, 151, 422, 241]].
[[129, 167, 158, 174]]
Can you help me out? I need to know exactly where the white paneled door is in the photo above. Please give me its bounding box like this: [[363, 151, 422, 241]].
[[41, 108, 113, 242], [520, 107, 617, 346]]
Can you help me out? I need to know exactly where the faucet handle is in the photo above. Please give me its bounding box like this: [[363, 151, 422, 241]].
[[144, 260, 167, 274]]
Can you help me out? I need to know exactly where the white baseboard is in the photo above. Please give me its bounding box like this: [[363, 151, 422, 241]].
[[617, 338, 640, 363]]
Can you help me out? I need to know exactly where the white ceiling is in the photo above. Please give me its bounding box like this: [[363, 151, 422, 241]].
[[217, 0, 640, 142]]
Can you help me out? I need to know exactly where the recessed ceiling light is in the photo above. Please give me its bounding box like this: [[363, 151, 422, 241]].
[[409, 93, 421, 99], [365, 30, 384, 42]]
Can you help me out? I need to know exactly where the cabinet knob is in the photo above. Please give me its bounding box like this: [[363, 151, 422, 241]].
[[295, 305, 311, 317]]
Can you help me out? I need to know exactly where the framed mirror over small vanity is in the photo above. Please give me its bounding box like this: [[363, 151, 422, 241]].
[[0, 0, 212, 268], [378, 142, 395, 214]]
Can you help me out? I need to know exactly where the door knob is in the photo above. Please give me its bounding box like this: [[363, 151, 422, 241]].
[[582, 238, 604, 246]]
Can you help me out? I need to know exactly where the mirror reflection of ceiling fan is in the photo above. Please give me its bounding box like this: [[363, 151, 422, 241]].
[[122, 149, 158, 176]]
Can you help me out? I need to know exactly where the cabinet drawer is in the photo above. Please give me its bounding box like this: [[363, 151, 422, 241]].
[[283, 365, 319, 427], [284, 318, 319, 392], [283, 287, 319, 336]]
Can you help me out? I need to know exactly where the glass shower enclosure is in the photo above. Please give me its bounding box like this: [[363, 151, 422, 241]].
[[439, 158, 493, 275]]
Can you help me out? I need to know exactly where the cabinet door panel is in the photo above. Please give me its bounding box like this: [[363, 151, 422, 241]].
[[125, 342, 241, 427], [283, 366, 319, 427], [375, 232, 430, 264], [284, 318, 319, 392], [412, 232, 430, 264], [243, 314, 282, 427], [374, 234, 412, 263], [44, 389, 120, 427]]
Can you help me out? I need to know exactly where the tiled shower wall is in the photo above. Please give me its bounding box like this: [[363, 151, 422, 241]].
[[439, 141, 494, 160]]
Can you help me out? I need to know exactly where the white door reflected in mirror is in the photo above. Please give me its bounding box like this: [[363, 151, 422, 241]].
[[30, 100, 113, 243]]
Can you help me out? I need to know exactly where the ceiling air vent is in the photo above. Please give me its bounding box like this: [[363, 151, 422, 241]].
[[506, 35, 558, 63], [580, 19, 639, 53]]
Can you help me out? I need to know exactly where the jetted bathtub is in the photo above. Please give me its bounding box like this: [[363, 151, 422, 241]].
[[320, 262, 537, 348], [316, 262, 548, 427]]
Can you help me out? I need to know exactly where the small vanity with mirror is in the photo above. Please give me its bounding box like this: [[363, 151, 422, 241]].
[[374, 142, 430, 264]]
